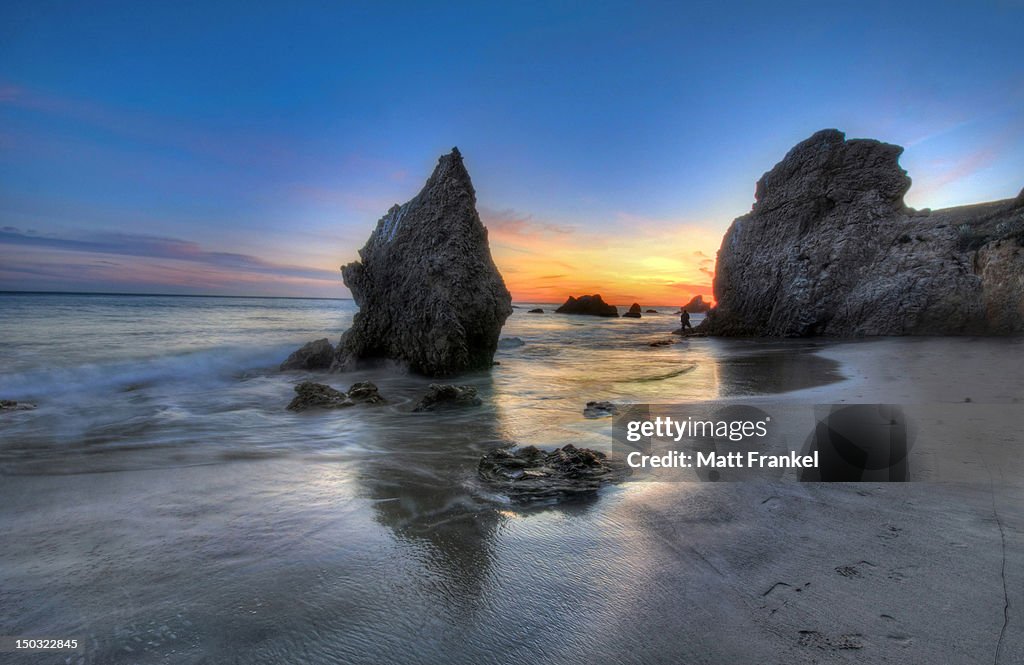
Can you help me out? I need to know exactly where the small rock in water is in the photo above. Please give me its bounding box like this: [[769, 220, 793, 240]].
[[648, 339, 675, 347], [280, 338, 334, 371], [498, 336, 525, 349], [622, 303, 642, 318], [583, 401, 619, 418], [0, 399, 36, 412], [287, 381, 352, 411], [528, 308, 545, 314], [413, 384, 482, 412], [645, 309, 659, 313], [347, 381, 385, 404], [478, 444, 624, 502]]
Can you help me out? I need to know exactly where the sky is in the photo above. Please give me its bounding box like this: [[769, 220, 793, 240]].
[[1, 1, 1022, 304]]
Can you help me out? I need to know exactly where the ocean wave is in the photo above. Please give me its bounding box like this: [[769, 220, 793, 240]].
[[1, 344, 297, 401]]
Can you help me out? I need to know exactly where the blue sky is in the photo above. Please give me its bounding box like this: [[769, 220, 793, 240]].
[[1, 1, 1022, 300]]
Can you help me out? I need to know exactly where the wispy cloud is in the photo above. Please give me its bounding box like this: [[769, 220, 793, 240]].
[[480, 207, 577, 239], [0, 227, 345, 296]]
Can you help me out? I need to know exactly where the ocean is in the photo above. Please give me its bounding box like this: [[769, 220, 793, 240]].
[[0, 292, 845, 664]]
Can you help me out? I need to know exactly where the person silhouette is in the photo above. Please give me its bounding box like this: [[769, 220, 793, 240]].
[[680, 309, 692, 331]]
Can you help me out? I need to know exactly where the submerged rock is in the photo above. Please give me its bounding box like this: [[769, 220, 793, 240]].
[[280, 338, 335, 371], [412, 384, 482, 412], [555, 294, 619, 317], [681, 295, 711, 313], [478, 444, 624, 502], [645, 309, 659, 313], [583, 401, 619, 418], [622, 303, 642, 318], [0, 399, 36, 412], [528, 308, 545, 313], [347, 381, 385, 404], [498, 336, 526, 349], [704, 129, 1024, 336], [648, 339, 676, 347], [336, 148, 513, 376], [287, 381, 352, 411]]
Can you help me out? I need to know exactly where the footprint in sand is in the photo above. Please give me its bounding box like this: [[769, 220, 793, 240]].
[[797, 630, 864, 650], [886, 633, 914, 647], [835, 560, 877, 578], [879, 524, 902, 540]]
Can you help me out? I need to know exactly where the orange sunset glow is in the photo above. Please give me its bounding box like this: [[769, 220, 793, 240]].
[[481, 208, 720, 305]]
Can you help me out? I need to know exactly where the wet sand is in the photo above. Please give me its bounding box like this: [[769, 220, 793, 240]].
[[0, 336, 1021, 664], [650, 337, 1024, 663]]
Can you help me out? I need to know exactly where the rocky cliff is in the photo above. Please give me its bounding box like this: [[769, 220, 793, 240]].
[[703, 129, 1024, 336], [335, 148, 513, 375]]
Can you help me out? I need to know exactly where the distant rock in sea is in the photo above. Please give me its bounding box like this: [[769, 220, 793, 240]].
[[528, 308, 544, 313], [622, 303, 642, 318], [681, 295, 711, 313], [412, 384, 482, 412], [280, 338, 334, 371], [702, 129, 1024, 336], [645, 309, 659, 313], [555, 294, 619, 317], [335, 148, 513, 376]]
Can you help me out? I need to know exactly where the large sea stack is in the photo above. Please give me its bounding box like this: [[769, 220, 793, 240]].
[[335, 148, 513, 376], [703, 129, 1024, 336]]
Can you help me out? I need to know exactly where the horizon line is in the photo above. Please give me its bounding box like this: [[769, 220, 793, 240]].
[[0, 289, 705, 308], [0, 289, 353, 301]]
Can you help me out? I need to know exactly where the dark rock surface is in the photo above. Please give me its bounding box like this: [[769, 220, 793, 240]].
[[288, 381, 386, 410], [648, 339, 676, 347], [645, 309, 659, 313], [528, 308, 545, 313], [478, 444, 625, 503], [287, 382, 352, 411], [280, 338, 335, 371], [622, 303, 642, 318], [336, 148, 513, 376], [583, 401, 619, 418], [347, 381, 385, 404], [555, 294, 619, 317], [1, 399, 36, 412], [703, 129, 1024, 336], [681, 295, 711, 313], [412, 384, 482, 412]]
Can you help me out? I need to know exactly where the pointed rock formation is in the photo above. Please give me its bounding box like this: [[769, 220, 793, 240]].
[[555, 294, 619, 317], [703, 129, 1024, 336], [623, 303, 642, 318], [335, 148, 513, 376]]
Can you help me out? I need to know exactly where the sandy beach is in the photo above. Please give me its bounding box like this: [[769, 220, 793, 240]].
[[2, 319, 1021, 664]]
